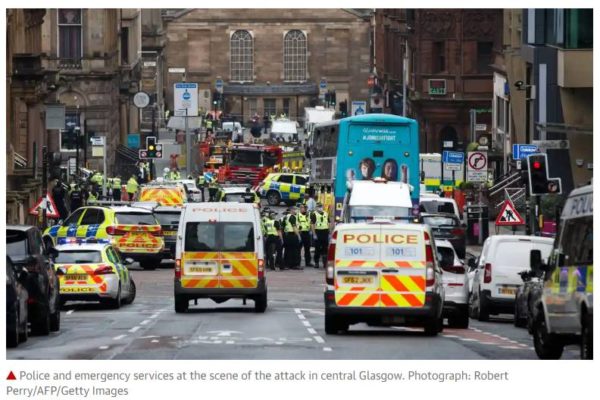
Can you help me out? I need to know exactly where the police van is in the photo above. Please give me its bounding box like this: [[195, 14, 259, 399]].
[[174, 202, 267, 313], [530, 184, 593, 359], [324, 221, 444, 335]]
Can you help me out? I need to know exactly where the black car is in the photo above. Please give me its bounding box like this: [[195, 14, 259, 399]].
[[153, 206, 182, 259], [514, 269, 544, 330], [6, 256, 29, 348], [419, 213, 466, 258], [6, 225, 61, 335]]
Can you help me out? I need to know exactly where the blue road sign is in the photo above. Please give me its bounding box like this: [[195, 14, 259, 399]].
[[512, 144, 539, 160], [319, 79, 327, 90], [442, 150, 464, 164], [182, 90, 191, 100], [215, 79, 224, 88]]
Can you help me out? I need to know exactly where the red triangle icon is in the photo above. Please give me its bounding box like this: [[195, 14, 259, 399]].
[[7, 371, 16, 380], [495, 200, 525, 226]]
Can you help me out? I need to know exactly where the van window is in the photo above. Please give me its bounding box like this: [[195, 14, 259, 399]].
[[185, 223, 217, 251], [115, 212, 158, 225], [222, 223, 255, 252], [349, 205, 410, 221], [420, 200, 454, 214], [494, 241, 552, 268], [561, 216, 593, 265], [154, 211, 182, 226], [55, 250, 102, 264]]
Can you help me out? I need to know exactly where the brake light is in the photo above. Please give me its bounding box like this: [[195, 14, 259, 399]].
[[484, 263, 492, 283], [94, 265, 114, 275], [326, 230, 338, 285], [424, 231, 435, 287], [155, 227, 162, 236], [175, 259, 181, 279], [106, 226, 128, 236], [451, 228, 464, 236], [257, 259, 265, 279]]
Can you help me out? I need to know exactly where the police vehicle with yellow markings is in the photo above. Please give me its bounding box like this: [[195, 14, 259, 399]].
[[217, 185, 261, 204], [54, 239, 136, 308], [43, 206, 165, 270], [530, 184, 593, 359], [257, 173, 308, 206]]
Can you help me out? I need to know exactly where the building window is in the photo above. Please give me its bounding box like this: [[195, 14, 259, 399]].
[[432, 41, 445, 73], [263, 99, 276, 116], [58, 9, 82, 62], [496, 95, 506, 132], [120, 27, 129, 65], [283, 30, 307, 81], [230, 30, 253, 82], [282, 98, 290, 116], [565, 9, 593, 49], [60, 111, 81, 152], [247, 98, 257, 118], [477, 42, 493, 73]]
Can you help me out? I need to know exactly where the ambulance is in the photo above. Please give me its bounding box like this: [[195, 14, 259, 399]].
[[174, 202, 267, 313], [324, 221, 445, 335]]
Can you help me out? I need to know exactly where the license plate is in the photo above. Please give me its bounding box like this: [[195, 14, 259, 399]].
[[382, 316, 405, 324], [65, 274, 88, 281], [499, 287, 516, 295], [163, 231, 176, 236], [189, 266, 214, 273], [341, 276, 374, 285], [61, 287, 95, 293]]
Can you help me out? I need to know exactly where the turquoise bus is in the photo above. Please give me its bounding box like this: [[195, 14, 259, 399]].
[[309, 114, 420, 217]]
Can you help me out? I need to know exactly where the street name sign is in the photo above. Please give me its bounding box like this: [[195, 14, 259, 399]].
[[442, 151, 464, 164], [512, 144, 539, 160]]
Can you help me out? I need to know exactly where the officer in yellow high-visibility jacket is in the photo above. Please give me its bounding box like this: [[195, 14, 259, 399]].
[[311, 202, 330, 268], [111, 175, 122, 201], [297, 203, 314, 267], [126, 175, 139, 201]]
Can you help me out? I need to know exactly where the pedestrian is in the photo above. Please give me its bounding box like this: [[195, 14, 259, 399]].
[[111, 175, 122, 201], [311, 202, 330, 268], [282, 207, 301, 270], [297, 203, 314, 267], [51, 178, 69, 220], [304, 191, 316, 212], [264, 211, 283, 270], [263, 112, 270, 135], [69, 183, 83, 212], [208, 173, 219, 201], [196, 173, 206, 202], [126, 175, 139, 201]]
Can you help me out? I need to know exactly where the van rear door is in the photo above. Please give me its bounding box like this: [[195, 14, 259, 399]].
[[181, 220, 220, 289]]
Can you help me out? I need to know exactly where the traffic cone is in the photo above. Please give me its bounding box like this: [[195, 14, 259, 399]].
[[7, 371, 16, 380]]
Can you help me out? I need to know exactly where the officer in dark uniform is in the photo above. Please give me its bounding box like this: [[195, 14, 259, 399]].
[[282, 206, 301, 270], [69, 183, 83, 212], [311, 202, 330, 268], [297, 203, 314, 267]]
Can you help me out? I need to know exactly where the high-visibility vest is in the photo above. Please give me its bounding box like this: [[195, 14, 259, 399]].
[[112, 177, 121, 189], [88, 192, 98, 204], [168, 171, 180, 180], [209, 178, 219, 188], [314, 211, 329, 230], [206, 120, 213, 129], [264, 218, 278, 236], [91, 173, 103, 185], [126, 178, 139, 194], [283, 214, 296, 233], [197, 175, 205, 185], [297, 213, 310, 232]]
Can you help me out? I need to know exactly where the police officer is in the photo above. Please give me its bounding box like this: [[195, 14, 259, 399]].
[[87, 184, 99, 205], [126, 175, 139, 201], [263, 211, 283, 271], [282, 206, 301, 270], [196, 173, 206, 202], [297, 203, 314, 267], [206, 118, 214, 136], [168, 167, 181, 181], [311, 202, 330, 268], [69, 183, 83, 212], [208, 174, 219, 202], [112, 175, 122, 201]]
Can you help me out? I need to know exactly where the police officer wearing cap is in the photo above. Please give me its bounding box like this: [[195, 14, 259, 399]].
[[311, 202, 330, 268], [264, 210, 283, 270], [112, 175, 122, 201], [196, 173, 206, 202], [297, 203, 314, 267], [282, 206, 301, 269]]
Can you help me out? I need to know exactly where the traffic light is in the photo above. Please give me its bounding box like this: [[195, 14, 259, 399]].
[[527, 154, 550, 195], [145, 136, 162, 158], [212, 91, 219, 106]]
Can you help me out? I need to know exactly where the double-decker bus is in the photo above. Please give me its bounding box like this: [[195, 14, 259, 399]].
[[308, 114, 420, 217]]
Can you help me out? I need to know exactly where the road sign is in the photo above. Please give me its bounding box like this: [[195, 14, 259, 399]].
[[512, 144, 539, 160], [90, 136, 105, 146], [351, 101, 366, 116], [28, 194, 60, 219], [215, 79, 224, 94], [168, 67, 186, 74], [319, 78, 327, 90], [532, 139, 570, 151], [45, 104, 66, 130], [133, 91, 150, 108], [475, 124, 487, 131], [442, 151, 464, 164], [495, 200, 525, 226], [467, 151, 488, 182], [174, 82, 198, 117], [444, 164, 462, 171]]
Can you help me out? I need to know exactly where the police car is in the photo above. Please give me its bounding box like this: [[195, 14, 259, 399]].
[[54, 239, 136, 308], [257, 173, 308, 206], [43, 206, 165, 270], [217, 186, 260, 204]]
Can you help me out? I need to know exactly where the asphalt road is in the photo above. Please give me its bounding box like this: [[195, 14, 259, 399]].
[[7, 255, 580, 360]]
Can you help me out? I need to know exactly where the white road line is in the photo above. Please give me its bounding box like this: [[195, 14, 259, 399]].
[[66, 310, 75, 315], [323, 347, 332, 352], [307, 328, 317, 335], [460, 338, 477, 342], [225, 340, 234, 345], [442, 334, 459, 338], [113, 335, 127, 341], [294, 308, 301, 314], [275, 342, 283, 345], [149, 314, 159, 319], [140, 319, 151, 326], [99, 345, 109, 350], [501, 346, 522, 350], [297, 314, 306, 320], [302, 320, 311, 327], [313, 336, 325, 344], [151, 339, 159, 343], [129, 326, 141, 333]]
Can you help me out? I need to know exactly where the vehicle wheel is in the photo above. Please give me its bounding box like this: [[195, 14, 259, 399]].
[[266, 191, 281, 206], [477, 291, 490, 322], [581, 312, 593, 360], [324, 313, 348, 335], [424, 316, 441, 336], [19, 315, 28, 344], [105, 285, 122, 310], [449, 307, 469, 329], [125, 279, 136, 305], [31, 302, 51, 336], [7, 311, 19, 348], [140, 260, 156, 270], [533, 310, 564, 359], [254, 291, 267, 313], [514, 304, 526, 328], [49, 308, 60, 332], [175, 295, 189, 313]]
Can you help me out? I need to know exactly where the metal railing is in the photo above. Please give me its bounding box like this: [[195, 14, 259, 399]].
[[14, 152, 27, 168]]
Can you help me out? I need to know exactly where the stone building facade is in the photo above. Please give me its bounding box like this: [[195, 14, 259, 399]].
[[161, 9, 372, 123]]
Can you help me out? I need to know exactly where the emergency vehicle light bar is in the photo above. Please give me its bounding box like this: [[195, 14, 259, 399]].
[[57, 238, 111, 245]]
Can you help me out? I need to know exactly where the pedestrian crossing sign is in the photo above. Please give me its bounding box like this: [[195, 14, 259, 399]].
[[495, 200, 524, 226], [28, 194, 60, 219]]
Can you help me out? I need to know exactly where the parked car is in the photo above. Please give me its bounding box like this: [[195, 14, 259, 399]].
[[7, 225, 61, 335], [513, 269, 544, 329], [469, 235, 553, 322], [419, 213, 466, 258], [419, 197, 461, 221], [435, 240, 469, 328], [6, 256, 29, 348]]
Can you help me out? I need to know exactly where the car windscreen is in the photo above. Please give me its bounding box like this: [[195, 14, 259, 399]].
[[6, 230, 28, 260], [422, 216, 458, 227], [436, 246, 456, 268], [56, 250, 102, 264], [185, 222, 254, 252], [230, 150, 261, 167], [223, 194, 245, 203], [115, 212, 158, 225], [420, 201, 455, 214], [349, 205, 410, 221], [154, 212, 181, 226]]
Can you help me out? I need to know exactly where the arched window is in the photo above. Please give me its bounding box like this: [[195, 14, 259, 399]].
[[230, 30, 253, 82], [284, 30, 307, 81]]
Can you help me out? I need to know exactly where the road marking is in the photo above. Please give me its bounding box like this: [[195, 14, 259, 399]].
[[66, 310, 75, 315], [294, 308, 302, 314], [140, 319, 151, 326], [129, 326, 141, 333], [225, 340, 234, 345], [294, 308, 332, 352], [459, 338, 477, 342], [307, 328, 317, 335], [302, 320, 311, 327], [113, 335, 127, 340], [313, 336, 325, 344], [99, 346, 109, 350], [297, 314, 306, 320], [150, 314, 159, 319], [151, 339, 159, 343], [323, 347, 332, 352]]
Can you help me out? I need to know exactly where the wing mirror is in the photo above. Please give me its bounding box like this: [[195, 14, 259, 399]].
[[55, 267, 66, 276], [467, 257, 477, 271], [47, 247, 59, 259], [530, 249, 548, 274], [124, 258, 135, 265]]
